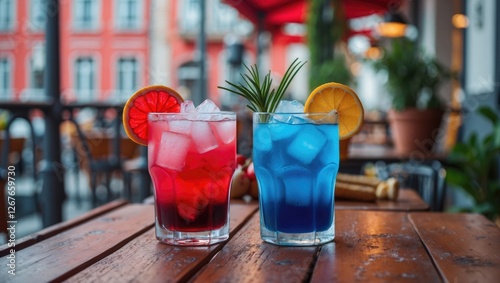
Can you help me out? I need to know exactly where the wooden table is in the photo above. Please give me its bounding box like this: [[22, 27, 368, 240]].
[[2, 199, 499, 283], [336, 189, 429, 211]]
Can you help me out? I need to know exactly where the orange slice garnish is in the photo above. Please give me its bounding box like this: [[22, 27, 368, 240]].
[[304, 82, 364, 140]]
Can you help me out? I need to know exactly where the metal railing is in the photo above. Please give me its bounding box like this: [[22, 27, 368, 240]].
[[0, 99, 150, 228]]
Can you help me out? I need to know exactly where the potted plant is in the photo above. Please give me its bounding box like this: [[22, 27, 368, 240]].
[[372, 37, 452, 155], [446, 106, 500, 226]]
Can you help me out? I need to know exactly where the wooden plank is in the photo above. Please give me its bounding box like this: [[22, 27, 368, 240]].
[[190, 213, 318, 283], [0, 204, 153, 282], [64, 202, 258, 283], [311, 210, 441, 282], [409, 213, 500, 283], [336, 189, 429, 211], [0, 199, 129, 257]]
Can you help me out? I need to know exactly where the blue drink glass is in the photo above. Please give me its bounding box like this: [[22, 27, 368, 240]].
[[253, 112, 339, 246]]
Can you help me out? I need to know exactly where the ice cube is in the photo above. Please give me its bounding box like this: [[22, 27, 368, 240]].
[[181, 100, 195, 113], [289, 116, 311, 124], [277, 165, 313, 206], [191, 121, 218, 153], [287, 124, 327, 164], [169, 119, 191, 135], [272, 113, 293, 123], [196, 99, 220, 113], [266, 148, 285, 170], [156, 132, 191, 171], [272, 112, 308, 125], [268, 122, 300, 141], [253, 126, 272, 152], [276, 100, 304, 113], [212, 120, 235, 144], [318, 124, 340, 165]]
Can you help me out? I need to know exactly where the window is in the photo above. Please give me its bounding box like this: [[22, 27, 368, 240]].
[[212, 0, 238, 31], [0, 58, 11, 98], [30, 44, 45, 94], [17, 44, 45, 100], [179, 0, 200, 33], [0, 0, 15, 31], [178, 61, 200, 100], [178, 0, 251, 36], [115, 0, 142, 30], [30, 59, 44, 90], [75, 57, 95, 99], [117, 57, 138, 96], [73, 0, 100, 30], [30, 0, 47, 31]]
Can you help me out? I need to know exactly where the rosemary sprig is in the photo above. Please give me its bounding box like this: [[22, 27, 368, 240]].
[[218, 58, 306, 113]]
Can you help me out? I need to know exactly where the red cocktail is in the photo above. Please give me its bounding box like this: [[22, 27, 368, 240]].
[[148, 111, 236, 245]]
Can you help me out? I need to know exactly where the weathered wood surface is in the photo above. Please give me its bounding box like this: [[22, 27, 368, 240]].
[[64, 202, 258, 283], [310, 210, 441, 282], [190, 213, 317, 283], [0, 199, 128, 257], [3, 201, 499, 283], [335, 189, 429, 211], [410, 213, 500, 283], [0, 204, 153, 282]]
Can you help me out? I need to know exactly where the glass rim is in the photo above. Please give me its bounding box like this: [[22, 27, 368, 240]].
[[253, 112, 338, 124], [148, 111, 236, 121], [253, 111, 338, 115], [149, 111, 236, 115]]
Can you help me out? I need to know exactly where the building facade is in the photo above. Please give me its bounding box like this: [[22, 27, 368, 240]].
[[0, 0, 254, 105]]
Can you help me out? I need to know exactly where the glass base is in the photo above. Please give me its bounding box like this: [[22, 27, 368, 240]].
[[155, 221, 229, 246], [260, 224, 335, 246]]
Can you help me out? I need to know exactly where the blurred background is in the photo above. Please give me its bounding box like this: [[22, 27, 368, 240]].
[[0, 0, 499, 241]]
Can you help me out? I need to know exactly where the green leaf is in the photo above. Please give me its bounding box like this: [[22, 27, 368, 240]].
[[446, 167, 479, 201], [494, 124, 500, 147], [218, 59, 305, 113], [478, 106, 499, 126], [449, 142, 470, 156], [488, 181, 500, 193], [468, 132, 478, 147], [472, 202, 495, 214], [446, 105, 500, 221], [447, 205, 474, 213]]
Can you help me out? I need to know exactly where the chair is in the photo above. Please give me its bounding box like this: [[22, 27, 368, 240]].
[[122, 151, 150, 202], [70, 131, 139, 206], [376, 160, 447, 211]]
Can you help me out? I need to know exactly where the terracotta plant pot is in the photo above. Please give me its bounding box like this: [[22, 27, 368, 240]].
[[387, 108, 444, 156]]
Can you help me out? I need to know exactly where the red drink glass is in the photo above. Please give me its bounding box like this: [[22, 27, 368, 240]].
[[148, 112, 236, 245]]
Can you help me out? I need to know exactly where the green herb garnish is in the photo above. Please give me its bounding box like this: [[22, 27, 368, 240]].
[[218, 58, 305, 113]]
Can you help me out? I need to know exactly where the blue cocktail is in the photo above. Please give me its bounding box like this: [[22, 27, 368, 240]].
[[253, 112, 339, 246]]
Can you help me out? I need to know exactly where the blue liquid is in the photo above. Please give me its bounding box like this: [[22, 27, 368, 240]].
[[253, 120, 339, 234]]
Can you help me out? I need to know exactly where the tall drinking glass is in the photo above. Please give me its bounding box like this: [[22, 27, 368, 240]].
[[148, 112, 237, 245], [253, 112, 339, 246]]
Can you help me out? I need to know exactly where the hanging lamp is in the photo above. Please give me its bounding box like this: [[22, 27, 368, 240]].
[[376, 12, 408, 37]]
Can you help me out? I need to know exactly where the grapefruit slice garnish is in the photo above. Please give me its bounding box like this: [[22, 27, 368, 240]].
[[123, 85, 184, 146]]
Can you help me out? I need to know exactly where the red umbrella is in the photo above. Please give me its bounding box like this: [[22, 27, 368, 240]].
[[224, 0, 395, 28]]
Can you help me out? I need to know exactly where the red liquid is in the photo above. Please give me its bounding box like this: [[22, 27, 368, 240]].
[[156, 201, 228, 232], [150, 164, 234, 231], [148, 118, 236, 232]]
